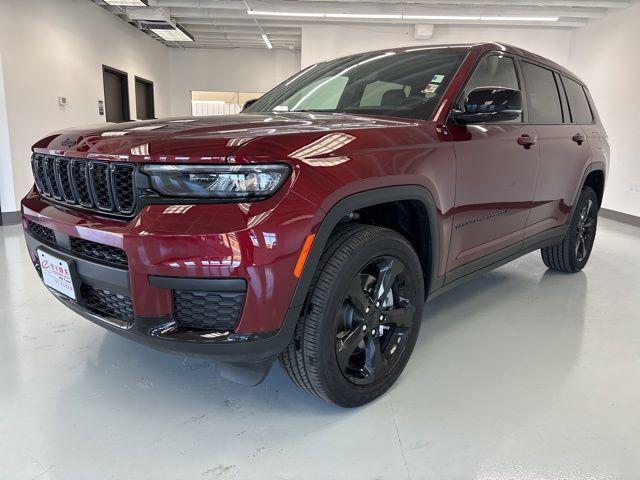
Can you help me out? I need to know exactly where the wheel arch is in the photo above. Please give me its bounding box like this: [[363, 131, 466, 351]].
[[583, 168, 605, 207], [571, 162, 606, 219], [289, 185, 441, 311]]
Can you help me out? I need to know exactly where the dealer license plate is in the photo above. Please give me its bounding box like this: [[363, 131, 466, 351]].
[[37, 249, 77, 300]]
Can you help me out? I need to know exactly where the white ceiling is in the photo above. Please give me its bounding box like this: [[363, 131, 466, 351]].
[[94, 0, 630, 50]]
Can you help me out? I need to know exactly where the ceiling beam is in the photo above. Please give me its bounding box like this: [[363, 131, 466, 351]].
[[151, 0, 627, 7], [167, 5, 607, 19], [179, 18, 587, 29], [187, 25, 301, 34], [193, 32, 301, 39], [296, 0, 628, 7]]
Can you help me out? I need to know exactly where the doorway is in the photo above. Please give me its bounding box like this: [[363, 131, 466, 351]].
[[135, 76, 155, 120], [103, 65, 130, 122]]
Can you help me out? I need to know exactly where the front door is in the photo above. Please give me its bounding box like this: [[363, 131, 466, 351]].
[[446, 53, 539, 275]]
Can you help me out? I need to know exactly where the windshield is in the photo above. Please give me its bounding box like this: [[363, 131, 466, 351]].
[[244, 48, 466, 120]]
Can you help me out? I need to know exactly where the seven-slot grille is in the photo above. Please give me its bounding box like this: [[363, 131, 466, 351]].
[[31, 154, 136, 216]]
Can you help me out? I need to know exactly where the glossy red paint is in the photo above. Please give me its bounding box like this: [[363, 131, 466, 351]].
[[21, 42, 609, 357]]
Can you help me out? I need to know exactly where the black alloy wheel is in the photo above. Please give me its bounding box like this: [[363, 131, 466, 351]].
[[336, 256, 415, 385], [575, 197, 596, 263], [279, 224, 424, 407]]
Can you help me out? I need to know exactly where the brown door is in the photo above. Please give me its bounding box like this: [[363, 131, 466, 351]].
[[103, 66, 130, 123], [135, 77, 155, 120]]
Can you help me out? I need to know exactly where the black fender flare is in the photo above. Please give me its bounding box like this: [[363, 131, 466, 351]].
[[569, 161, 606, 221], [216, 185, 443, 384], [290, 185, 443, 310]]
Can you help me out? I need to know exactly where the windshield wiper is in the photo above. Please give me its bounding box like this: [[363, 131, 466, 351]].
[[283, 109, 333, 113]]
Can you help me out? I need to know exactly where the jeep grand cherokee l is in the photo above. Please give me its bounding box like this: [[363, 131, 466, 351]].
[[22, 42, 608, 407]]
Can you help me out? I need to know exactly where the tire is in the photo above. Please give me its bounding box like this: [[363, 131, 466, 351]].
[[541, 186, 599, 273], [279, 224, 424, 407]]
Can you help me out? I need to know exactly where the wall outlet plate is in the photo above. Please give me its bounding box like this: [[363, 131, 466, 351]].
[[630, 181, 640, 192]]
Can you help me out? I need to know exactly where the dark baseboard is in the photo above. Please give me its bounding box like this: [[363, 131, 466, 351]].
[[0, 211, 21, 226], [600, 208, 640, 228]]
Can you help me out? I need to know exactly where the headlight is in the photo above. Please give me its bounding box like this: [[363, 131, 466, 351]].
[[141, 164, 291, 199]]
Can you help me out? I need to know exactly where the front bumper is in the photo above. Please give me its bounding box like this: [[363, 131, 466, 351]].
[[22, 188, 321, 381]]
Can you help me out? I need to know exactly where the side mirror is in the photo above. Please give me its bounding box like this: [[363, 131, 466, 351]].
[[242, 98, 259, 110], [450, 87, 522, 124]]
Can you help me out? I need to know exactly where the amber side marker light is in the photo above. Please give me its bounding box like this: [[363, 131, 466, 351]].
[[294, 234, 316, 278]]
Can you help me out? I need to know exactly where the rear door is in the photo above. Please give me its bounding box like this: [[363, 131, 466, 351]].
[[524, 64, 593, 236], [446, 53, 539, 275]]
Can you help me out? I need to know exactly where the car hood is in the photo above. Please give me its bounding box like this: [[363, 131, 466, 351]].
[[32, 112, 417, 163]]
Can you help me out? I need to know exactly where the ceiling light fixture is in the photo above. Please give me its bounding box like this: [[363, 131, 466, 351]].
[[325, 13, 402, 19], [403, 15, 480, 21], [480, 16, 559, 21], [261, 33, 273, 49], [150, 23, 194, 42], [247, 10, 559, 23], [103, 0, 148, 6], [249, 10, 324, 18]]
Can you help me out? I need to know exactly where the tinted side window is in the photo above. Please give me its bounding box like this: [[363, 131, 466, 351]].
[[461, 54, 522, 122], [522, 62, 563, 124], [563, 77, 593, 124]]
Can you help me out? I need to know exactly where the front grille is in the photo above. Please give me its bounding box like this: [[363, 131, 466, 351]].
[[31, 154, 137, 216], [81, 284, 134, 323], [27, 220, 56, 244], [173, 290, 245, 331], [70, 237, 128, 266]]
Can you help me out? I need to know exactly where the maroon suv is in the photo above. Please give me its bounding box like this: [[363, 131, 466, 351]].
[[22, 42, 608, 407]]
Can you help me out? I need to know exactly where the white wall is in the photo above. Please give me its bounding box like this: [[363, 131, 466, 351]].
[[0, 2, 637, 218], [168, 48, 301, 116], [0, 53, 14, 214], [568, 3, 640, 217], [0, 0, 171, 212], [301, 24, 572, 67]]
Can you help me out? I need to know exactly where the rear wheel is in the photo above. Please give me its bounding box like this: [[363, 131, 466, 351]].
[[279, 224, 424, 407], [541, 187, 599, 273]]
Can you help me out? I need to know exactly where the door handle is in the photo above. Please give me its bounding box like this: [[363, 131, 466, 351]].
[[517, 134, 537, 150], [572, 133, 586, 145]]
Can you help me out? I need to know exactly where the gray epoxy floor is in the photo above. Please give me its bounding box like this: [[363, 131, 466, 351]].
[[1, 218, 639, 480]]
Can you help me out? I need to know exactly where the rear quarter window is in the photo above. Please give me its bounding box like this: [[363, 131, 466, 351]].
[[563, 77, 594, 124]]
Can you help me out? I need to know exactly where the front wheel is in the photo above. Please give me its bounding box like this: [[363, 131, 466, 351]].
[[279, 224, 424, 407], [541, 186, 599, 273]]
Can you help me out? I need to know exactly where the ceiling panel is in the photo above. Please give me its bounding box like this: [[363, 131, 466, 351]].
[[93, 0, 629, 49]]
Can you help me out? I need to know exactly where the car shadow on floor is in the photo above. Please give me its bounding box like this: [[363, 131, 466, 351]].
[[58, 258, 587, 419]]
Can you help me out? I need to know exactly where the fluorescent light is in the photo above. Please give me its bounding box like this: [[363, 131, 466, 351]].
[[150, 23, 194, 42], [247, 9, 559, 23], [261, 33, 273, 49], [248, 10, 324, 18], [103, 0, 148, 6], [481, 16, 559, 21], [325, 13, 402, 19], [404, 15, 481, 21]]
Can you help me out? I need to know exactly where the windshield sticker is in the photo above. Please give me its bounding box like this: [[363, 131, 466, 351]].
[[431, 74, 445, 83], [273, 105, 289, 112], [422, 83, 440, 95]]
